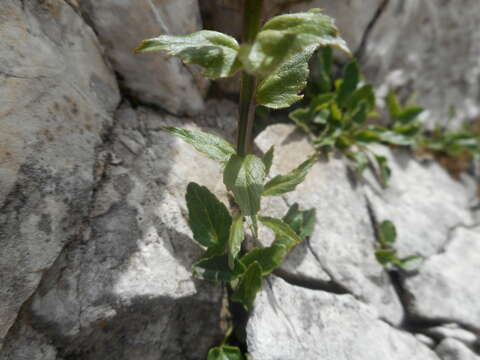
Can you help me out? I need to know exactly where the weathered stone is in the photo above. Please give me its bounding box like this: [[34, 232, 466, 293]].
[[0, 0, 120, 347], [436, 338, 480, 360], [247, 276, 440, 360], [426, 324, 478, 347], [364, 0, 480, 129], [404, 226, 480, 331], [364, 146, 473, 258], [79, 0, 207, 115], [1, 100, 237, 359], [255, 124, 403, 324]]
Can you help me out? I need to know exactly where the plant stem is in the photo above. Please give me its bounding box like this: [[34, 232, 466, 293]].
[[237, 0, 263, 157]]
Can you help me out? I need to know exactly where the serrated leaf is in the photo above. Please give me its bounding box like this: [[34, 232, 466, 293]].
[[208, 345, 245, 360], [262, 146, 275, 176], [228, 214, 245, 269], [232, 262, 263, 311], [259, 216, 303, 248], [378, 220, 397, 245], [241, 243, 288, 275], [223, 155, 266, 216], [240, 9, 349, 109], [337, 60, 360, 106], [263, 155, 317, 196], [186, 183, 232, 248], [163, 127, 236, 164], [193, 254, 246, 282], [136, 30, 241, 78]]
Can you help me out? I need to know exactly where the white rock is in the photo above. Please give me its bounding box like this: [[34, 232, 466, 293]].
[[436, 338, 480, 360], [426, 324, 478, 347]]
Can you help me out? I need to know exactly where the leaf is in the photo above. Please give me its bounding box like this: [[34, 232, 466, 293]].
[[347, 151, 369, 175], [224, 155, 266, 216], [354, 129, 382, 144], [337, 60, 360, 107], [136, 30, 241, 78], [193, 254, 246, 282], [397, 106, 424, 124], [386, 90, 401, 118], [282, 203, 317, 240], [396, 255, 424, 271], [208, 345, 245, 360], [301, 208, 317, 239], [345, 85, 376, 113], [241, 243, 288, 275], [378, 220, 397, 245], [259, 216, 303, 249], [316, 46, 333, 92], [375, 248, 397, 266], [377, 130, 414, 146], [375, 155, 392, 185], [289, 108, 312, 133], [228, 214, 245, 269], [240, 9, 350, 108], [263, 155, 317, 196], [186, 183, 232, 248], [163, 127, 236, 164], [262, 146, 275, 176], [232, 262, 263, 311]]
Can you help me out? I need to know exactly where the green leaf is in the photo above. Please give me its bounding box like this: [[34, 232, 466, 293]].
[[375, 155, 392, 185], [345, 85, 376, 113], [186, 183, 232, 248], [282, 203, 316, 240], [163, 127, 236, 164], [375, 248, 397, 266], [259, 216, 303, 249], [240, 9, 350, 109], [301, 208, 316, 239], [263, 155, 317, 196], [354, 129, 382, 144], [378, 220, 397, 245], [377, 130, 414, 146], [396, 255, 424, 271], [386, 90, 401, 118], [232, 262, 263, 311], [347, 151, 369, 175], [241, 243, 288, 275], [317, 46, 333, 92], [262, 146, 275, 176], [193, 254, 246, 282], [228, 214, 245, 269], [136, 30, 241, 78], [289, 108, 312, 133], [208, 345, 245, 360], [223, 155, 266, 216], [397, 106, 424, 124], [337, 60, 360, 107]]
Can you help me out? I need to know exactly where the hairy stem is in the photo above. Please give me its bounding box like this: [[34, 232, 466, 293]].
[[236, 0, 263, 157]]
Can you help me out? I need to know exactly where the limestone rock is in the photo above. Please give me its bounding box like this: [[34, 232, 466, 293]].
[[79, 0, 207, 115], [404, 226, 480, 331], [255, 124, 403, 324], [436, 338, 480, 360], [425, 324, 478, 348], [247, 276, 439, 360], [0, 0, 120, 347]]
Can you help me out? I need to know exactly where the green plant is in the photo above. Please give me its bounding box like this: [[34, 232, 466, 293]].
[[375, 220, 422, 271], [136, 1, 349, 357]]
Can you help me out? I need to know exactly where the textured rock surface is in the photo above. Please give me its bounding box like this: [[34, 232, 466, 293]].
[[79, 0, 207, 115], [436, 338, 480, 360], [364, 0, 480, 129], [247, 276, 439, 360], [404, 226, 480, 331], [364, 145, 473, 258], [0, 0, 120, 347], [426, 324, 478, 347], [256, 124, 404, 324], [1, 100, 237, 359]]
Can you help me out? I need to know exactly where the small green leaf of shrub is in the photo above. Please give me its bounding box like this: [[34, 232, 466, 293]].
[[208, 345, 245, 360], [232, 262, 263, 311], [228, 214, 245, 269], [241, 244, 288, 276], [259, 216, 303, 249], [193, 254, 246, 282], [262, 146, 275, 176], [378, 220, 396, 245]]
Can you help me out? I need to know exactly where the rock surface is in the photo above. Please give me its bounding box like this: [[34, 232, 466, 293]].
[[425, 324, 478, 348], [79, 0, 207, 115], [247, 276, 439, 360], [404, 226, 480, 331], [436, 338, 480, 360], [0, 0, 120, 347], [256, 124, 404, 325]]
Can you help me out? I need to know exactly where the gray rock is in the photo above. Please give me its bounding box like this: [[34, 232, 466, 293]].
[[79, 0, 207, 116], [364, 146, 473, 258], [255, 124, 404, 325], [416, 334, 436, 348], [364, 0, 480, 129], [247, 276, 440, 360], [436, 338, 480, 360], [405, 226, 480, 331], [1, 100, 237, 359], [426, 324, 478, 347], [0, 0, 120, 347]]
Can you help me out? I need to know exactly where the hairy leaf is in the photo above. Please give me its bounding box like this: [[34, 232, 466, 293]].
[[224, 155, 266, 216], [136, 30, 241, 78], [163, 127, 236, 164], [232, 262, 263, 311], [263, 155, 317, 196], [186, 183, 232, 248], [193, 254, 246, 282], [208, 345, 245, 360], [228, 214, 245, 269]]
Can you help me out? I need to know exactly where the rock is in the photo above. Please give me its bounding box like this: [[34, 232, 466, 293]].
[[425, 324, 478, 347], [246, 276, 440, 360], [1, 100, 237, 359], [364, 146, 473, 258], [404, 226, 480, 332], [0, 0, 120, 347], [364, 0, 480, 129], [255, 124, 403, 325], [416, 334, 436, 348], [436, 338, 480, 360], [79, 0, 207, 116]]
